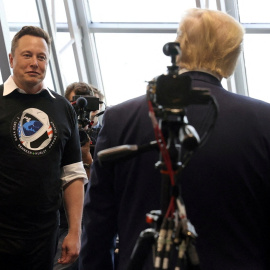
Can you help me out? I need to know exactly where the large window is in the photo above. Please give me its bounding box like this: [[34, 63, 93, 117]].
[[238, 0, 270, 103], [0, 0, 269, 105], [95, 33, 177, 105], [243, 34, 270, 103], [238, 0, 270, 23], [88, 0, 196, 22]]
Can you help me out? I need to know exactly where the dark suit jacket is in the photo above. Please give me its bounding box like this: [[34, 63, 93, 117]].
[[79, 71, 270, 270]]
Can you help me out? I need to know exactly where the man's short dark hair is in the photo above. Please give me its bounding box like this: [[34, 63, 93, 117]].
[[11, 26, 51, 55], [65, 82, 94, 101]]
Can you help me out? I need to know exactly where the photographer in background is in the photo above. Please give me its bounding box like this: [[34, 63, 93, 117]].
[[89, 87, 105, 155], [65, 82, 94, 178], [89, 87, 105, 129], [66, 82, 104, 157], [54, 82, 93, 270], [79, 8, 270, 270]]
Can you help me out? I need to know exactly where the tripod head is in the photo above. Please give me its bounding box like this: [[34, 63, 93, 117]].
[[146, 42, 218, 169], [163, 42, 181, 75]]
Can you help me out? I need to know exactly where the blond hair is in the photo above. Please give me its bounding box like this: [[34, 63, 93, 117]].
[[176, 8, 245, 78]]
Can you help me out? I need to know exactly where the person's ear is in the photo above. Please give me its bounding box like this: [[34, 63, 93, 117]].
[[9, 53, 14, 68]]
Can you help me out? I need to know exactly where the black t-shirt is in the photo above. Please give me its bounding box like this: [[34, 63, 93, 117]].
[[0, 86, 82, 239]]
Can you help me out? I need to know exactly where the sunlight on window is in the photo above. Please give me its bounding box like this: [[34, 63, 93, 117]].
[[89, 0, 196, 22], [3, 0, 39, 22], [1, 0, 270, 105], [238, 0, 270, 23], [243, 35, 270, 103], [56, 33, 79, 87], [95, 33, 177, 106], [45, 0, 68, 23]]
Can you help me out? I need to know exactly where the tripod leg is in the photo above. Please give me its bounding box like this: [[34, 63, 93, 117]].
[[127, 228, 158, 270]]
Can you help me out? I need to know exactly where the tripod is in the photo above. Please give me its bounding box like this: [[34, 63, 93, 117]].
[[97, 94, 217, 270], [126, 99, 201, 270], [126, 42, 219, 269]]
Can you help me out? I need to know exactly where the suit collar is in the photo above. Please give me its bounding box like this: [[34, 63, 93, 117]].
[[179, 71, 222, 87]]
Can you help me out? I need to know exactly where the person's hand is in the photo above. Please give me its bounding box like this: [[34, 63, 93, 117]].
[[57, 232, 81, 265], [81, 137, 93, 179], [81, 137, 93, 164], [89, 110, 99, 126]]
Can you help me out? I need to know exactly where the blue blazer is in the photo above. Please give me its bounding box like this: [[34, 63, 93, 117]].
[[79, 71, 270, 270]]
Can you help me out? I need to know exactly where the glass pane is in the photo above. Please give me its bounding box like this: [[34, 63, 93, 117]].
[[238, 0, 270, 23], [46, 0, 68, 23], [3, 0, 40, 23], [95, 33, 178, 106], [88, 0, 196, 22], [56, 33, 79, 87], [45, 65, 54, 91], [207, 0, 217, 10], [243, 34, 270, 103]]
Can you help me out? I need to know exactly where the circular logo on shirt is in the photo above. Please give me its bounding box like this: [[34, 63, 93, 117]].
[[11, 108, 58, 156]]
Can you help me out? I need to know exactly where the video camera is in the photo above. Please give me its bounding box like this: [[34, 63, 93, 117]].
[[72, 95, 100, 113], [147, 42, 218, 155], [72, 95, 103, 151]]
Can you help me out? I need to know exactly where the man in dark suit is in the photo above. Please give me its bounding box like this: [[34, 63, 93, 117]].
[[79, 8, 270, 270]]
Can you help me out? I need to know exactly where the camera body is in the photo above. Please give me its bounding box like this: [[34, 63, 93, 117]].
[[72, 95, 99, 113], [72, 95, 101, 151]]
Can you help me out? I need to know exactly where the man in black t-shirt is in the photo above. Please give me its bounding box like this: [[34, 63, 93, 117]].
[[0, 26, 87, 270]]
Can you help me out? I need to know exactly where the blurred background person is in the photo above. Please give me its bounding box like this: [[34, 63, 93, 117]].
[[89, 87, 105, 129], [89, 87, 105, 154], [79, 8, 270, 270], [54, 82, 93, 270], [65, 82, 93, 102]]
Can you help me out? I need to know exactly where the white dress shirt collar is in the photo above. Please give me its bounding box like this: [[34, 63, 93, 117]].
[[3, 75, 56, 99]]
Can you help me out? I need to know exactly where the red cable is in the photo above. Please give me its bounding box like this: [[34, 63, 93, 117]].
[[148, 101, 176, 218]]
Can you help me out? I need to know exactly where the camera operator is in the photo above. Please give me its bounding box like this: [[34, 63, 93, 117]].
[[67, 82, 104, 157], [65, 82, 95, 177], [79, 8, 270, 270], [89, 87, 105, 129], [89, 87, 105, 149], [54, 82, 94, 270]]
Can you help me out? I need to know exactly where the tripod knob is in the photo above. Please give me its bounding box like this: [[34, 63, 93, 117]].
[[180, 124, 200, 151]]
